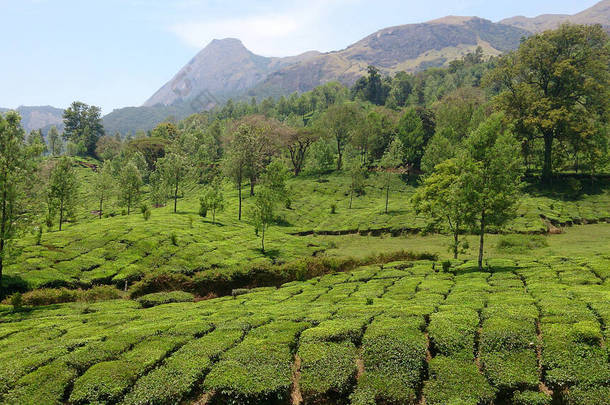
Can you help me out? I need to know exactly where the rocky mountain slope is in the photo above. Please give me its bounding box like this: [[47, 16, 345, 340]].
[[500, 0, 610, 33], [0, 105, 64, 134]]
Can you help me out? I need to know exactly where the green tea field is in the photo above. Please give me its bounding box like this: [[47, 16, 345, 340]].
[[1, 256, 609, 404]]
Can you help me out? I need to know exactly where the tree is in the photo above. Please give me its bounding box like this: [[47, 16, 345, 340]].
[[157, 151, 193, 213], [250, 186, 276, 253], [95, 136, 122, 161], [321, 103, 361, 170], [48, 157, 78, 231], [0, 112, 39, 297], [345, 154, 366, 209], [485, 24, 610, 183], [261, 160, 290, 204], [284, 127, 320, 176], [461, 113, 523, 270], [48, 126, 62, 156], [118, 162, 142, 215], [379, 137, 403, 214], [396, 107, 426, 171], [420, 129, 456, 174], [151, 122, 179, 140], [412, 159, 469, 259], [201, 178, 225, 224], [63, 101, 105, 157], [149, 169, 168, 208], [92, 162, 114, 219]]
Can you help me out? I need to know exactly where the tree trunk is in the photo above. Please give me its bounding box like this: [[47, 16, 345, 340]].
[[59, 199, 64, 231], [385, 181, 390, 214], [250, 179, 255, 197], [453, 231, 459, 259], [261, 225, 265, 253], [542, 132, 554, 183], [337, 138, 342, 171], [174, 181, 179, 213], [349, 187, 353, 209], [99, 197, 103, 219], [238, 181, 242, 221], [0, 190, 6, 299], [478, 209, 485, 271], [128, 196, 131, 215]]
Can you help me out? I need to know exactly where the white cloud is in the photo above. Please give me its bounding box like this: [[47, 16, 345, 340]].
[[168, 0, 361, 56]]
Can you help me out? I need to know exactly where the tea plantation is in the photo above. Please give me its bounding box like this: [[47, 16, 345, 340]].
[[4, 172, 610, 294], [1, 256, 609, 404]]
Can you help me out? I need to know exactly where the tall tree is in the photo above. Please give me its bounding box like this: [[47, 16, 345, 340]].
[[92, 162, 115, 219], [48, 157, 78, 231], [283, 128, 319, 176], [461, 113, 523, 270], [223, 124, 253, 220], [250, 186, 276, 254], [412, 159, 469, 259], [485, 24, 610, 183], [0, 112, 39, 297], [47, 126, 62, 156], [63, 101, 105, 157], [201, 178, 225, 224], [379, 137, 403, 214], [118, 162, 142, 215], [321, 103, 361, 170], [157, 151, 193, 213], [396, 107, 427, 171]]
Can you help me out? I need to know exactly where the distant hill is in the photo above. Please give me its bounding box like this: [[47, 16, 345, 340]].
[[0, 105, 64, 134], [500, 0, 610, 33]]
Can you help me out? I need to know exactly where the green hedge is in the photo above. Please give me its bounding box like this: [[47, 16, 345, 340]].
[[123, 327, 243, 405], [423, 356, 495, 405], [428, 309, 479, 358], [298, 341, 357, 403], [137, 291, 194, 308], [481, 349, 539, 391]]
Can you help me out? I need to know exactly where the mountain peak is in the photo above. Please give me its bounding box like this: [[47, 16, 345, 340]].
[[427, 16, 476, 25]]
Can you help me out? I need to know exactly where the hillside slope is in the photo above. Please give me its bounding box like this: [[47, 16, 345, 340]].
[[0, 105, 64, 134], [500, 0, 610, 33]]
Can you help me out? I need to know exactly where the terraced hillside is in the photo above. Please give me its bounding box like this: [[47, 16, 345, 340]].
[[5, 170, 610, 294], [1, 257, 608, 404]]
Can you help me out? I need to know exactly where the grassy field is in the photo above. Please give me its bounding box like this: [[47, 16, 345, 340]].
[[1, 256, 608, 404]]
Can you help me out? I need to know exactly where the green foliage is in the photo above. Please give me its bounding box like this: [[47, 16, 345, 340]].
[[118, 161, 142, 215], [396, 107, 427, 168], [137, 291, 194, 308], [62, 101, 104, 157], [47, 156, 79, 231], [141, 203, 151, 221], [201, 177, 225, 223]]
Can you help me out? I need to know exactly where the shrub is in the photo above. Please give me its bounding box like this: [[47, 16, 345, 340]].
[[428, 310, 478, 358], [298, 341, 357, 403], [140, 203, 151, 221], [424, 356, 496, 405], [300, 318, 367, 345], [123, 328, 243, 405], [481, 350, 539, 391], [199, 197, 208, 217], [570, 320, 602, 345], [441, 260, 451, 272], [9, 293, 22, 311], [480, 317, 536, 352], [137, 291, 194, 308], [496, 234, 548, 253], [330, 203, 337, 214], [513, 390, 552, 405], [170, 232, 178, 246]]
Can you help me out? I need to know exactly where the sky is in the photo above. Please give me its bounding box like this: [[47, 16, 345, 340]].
[[0, 0, 601, 114]]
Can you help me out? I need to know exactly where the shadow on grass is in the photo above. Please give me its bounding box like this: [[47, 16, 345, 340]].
[[251, 248, 281, 260], [523, 175, 610, 201]]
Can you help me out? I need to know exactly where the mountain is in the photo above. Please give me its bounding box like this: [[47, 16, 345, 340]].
[[1, 105, 64, 134], [143, 38, 319, 108], [251, 17, 528, 96], [500, 0, 610, 33]]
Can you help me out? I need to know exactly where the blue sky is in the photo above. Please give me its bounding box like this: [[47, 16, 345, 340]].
[[0, 0, 600, 114]]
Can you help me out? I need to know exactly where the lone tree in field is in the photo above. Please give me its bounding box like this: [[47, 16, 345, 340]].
[[485, 24, 610, 183], [250, 186, 276, 254], [412, 158, 469, 259], [48, 157, 79, 231], [0, 112, 39, 298], [346, 155, 366, 209], [201, 178, 225, 224], [380, 137, 403, 214], [157, 150, 193, 213], [92, 162, 115, 219], [63, 101, 105, 157], [461, 113, 523, 270], [118, 161, 142, 215]]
